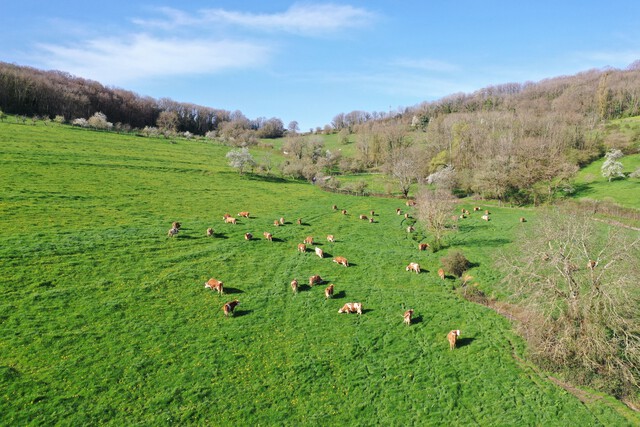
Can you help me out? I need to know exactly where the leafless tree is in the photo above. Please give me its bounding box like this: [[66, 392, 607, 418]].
[[416, 188, 458, 251]]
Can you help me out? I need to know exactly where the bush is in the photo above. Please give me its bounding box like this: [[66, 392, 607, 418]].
[[441, 251, 470, 277]]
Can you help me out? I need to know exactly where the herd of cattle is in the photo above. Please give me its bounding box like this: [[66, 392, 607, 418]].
[[169, 201, 469, 350]]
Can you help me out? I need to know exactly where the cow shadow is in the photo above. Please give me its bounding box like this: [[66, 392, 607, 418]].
[[332, 290, 346, 299], [232, 309, 253, 317], [345, 261, 357, 267], [298, 284, 312, 292], [272, 237, 285, 243], [361, 308, 374, 314], [321, 251, 332, 258], [456, 337, 474, 348], [411, 314, 423, 324], [223, 287, 243, 295], [299, 222, 311, 227], [209, 233, 228, 239]]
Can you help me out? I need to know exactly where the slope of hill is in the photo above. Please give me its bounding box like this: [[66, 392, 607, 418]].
[[0, 120, 637, 425]]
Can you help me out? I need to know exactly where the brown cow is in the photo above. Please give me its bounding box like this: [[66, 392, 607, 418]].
[[447, 329, 461, 350], [369, 217, 374, 223], [359, 214, 368, 220], [298, 243, 307, 253], [519, 217, 526, 223], [404, 309, 414, 325], [237, 211, 250, 218], [406, 200, 416, 206], [587, 259, 598, 270], [222, 213, 231, 219], [206, 227, 214, 237], [418, 243, 429, 251], [263, 232, 273, 241], [224, 216, 237, 224], [315, 247, 324, 258], [172, 221, 182, 230], [167, 227, 179, 238], [291, 279, 298, 294], [325, 284, 334, 299], [332, 204, 338, 210], [274, 220, 280, 227], [204, 278, 224, 295], [370, 210, 375, 217], [341, 209, 348, 215], [326, 234, 335, 243], [333, 256, 349, 267], [396, 208, 402, 215], [304, 236, 314, 245], [438, 268, 445, 280], [407, 226, 415, 233], [404, 213, 410, 219], [222, 300, 240, 317], [244, 233, 253, 240], [297, 218, 302, 225], [406, 262, 420, 274], [338, 302, 362, 315], [309, 275, 323, 287], [473, 207, 481, 211]]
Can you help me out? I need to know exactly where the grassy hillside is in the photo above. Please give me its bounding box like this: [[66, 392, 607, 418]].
[[1, 121, 637, 425]]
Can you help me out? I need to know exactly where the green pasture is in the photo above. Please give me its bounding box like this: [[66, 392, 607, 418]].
[[1, 121, 637, 425]]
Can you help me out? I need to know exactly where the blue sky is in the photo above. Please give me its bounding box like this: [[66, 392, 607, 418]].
[[2, 1, 639, 130]]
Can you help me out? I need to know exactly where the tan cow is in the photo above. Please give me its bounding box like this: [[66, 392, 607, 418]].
[[404, 213, 410, 219], [333, 256, 349, 267], [404, 309, 414, 325], [396, 208, 402, 215], [279, 217, 285, 225], [304, 236, 314, 245], [370, 210, 375, 217], [167, 227, 179, 238], [244, 233, 253, 240], [204, 278, 224, 295], [222, 213, 231, 219], [407, 226, 415, 233], [326, 234, 335, 243], [224, 216, 237, 224], [332, 204, 338, 210], [484, 210, 490, 215], [481, 215, 490, 221], [438, 268, 446, 280], [519, 217, 526, 223], [297, 218, 302, 225], [298, 243, 307, 253], [406, 262, 420, 274], [341, 209, 348, 215], [473, 207, 481, 211], [263, 232, 273, 241], [309, 275, 323, 287], [274, 220, 280, 227], [447, 329, 461, 350], [237, 211, 250, 218], [291, 279, 298, 294], [359, 214, 368, 220], [172, 221, 182, 230], [325, 284, 334, 299], [587, 259, 598, 270], [338, 302, 362, 315], [406, 200, 416, 206], [206, 227, 214, 237], [418, 243, 429, 251], [222, 300, 240, 317], [315, 247, 324, 258], [369, 217, 374, 223]]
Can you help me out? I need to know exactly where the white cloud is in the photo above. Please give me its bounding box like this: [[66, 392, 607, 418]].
[[36, 33, 271, 85]]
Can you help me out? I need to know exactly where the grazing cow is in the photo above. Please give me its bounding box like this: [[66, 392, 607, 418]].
[[237, 211, 250, 218], [459, 214, 466, 219], [315, 247, 324, 258], [473, 207, 480, 211], [304, 236, 314, 245], [222, 213, 231, 219], [587, 259, 598, 270], [325, 284, 334, 299], [309, 275, 323, 287], [370, 210, 375, 217], [263, 232, 273, 241], [481, 215, 490, 221], [327, 234, 335, 243], [519, 217, 526, 223], [341, 209, 347, 215], [297, 218, 302, 225], [172, 221, 182, 230], [484, 210, 490, 215], [222, 300, 240, 317], [396, 208, 402, 215], [206, 227, 214, 237], [461, 209, 470, 215], [279, 217, 285, 225], [274, 220, 280, 227], [404, 309, 414, 325], [404, 213, 410, 219], [438, 268, 445, 280], [407, 226, 415, 233], [332, 204, 338, 210], [333, 256, 348, 267], [369, 217, 374, 223], [298, 243, 307, 253], [168, 227, 179, 238], [204, 278, 224, 295], [338, 302, 362, 315], [359, 214, 368, 220], [447, 329, 461, 350], [406, 262, 420, 274], [406, 200, 416, 206], [244, 233, 253, 240], [291, 279, 298, 294], [224, 216, 237, 224], [418, 243, 429, 251]]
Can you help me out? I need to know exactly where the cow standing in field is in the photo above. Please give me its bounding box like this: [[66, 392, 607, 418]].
[[587, 260, 598, 270], [332, 205, 338, 210], [222, 300, 240, 317], [244, 233, 253, 240], [279, 217, 285, 225], [396, 208, 402, 215], [370, 210, 375, 217], [418, 243, 429, 251], [168, 227, 179, 238], [238, 211, 250, 218], [309, 275, 323, 287], [327, 234, 335, 243], [325, 284, 334, 299], [291, 279, 298, 294], [406, 262, 420, 274], [519, 217, 526, 223], [274, 220, 280, 227], [481, 215, 490, 221], [263, 232, 273, 241], [333, 256, 349, 267], [298, 243, 307, 253], [338, 302, 362, 315], [404, 309, 414, 325], [407, 226, 415, 233], [341, 209, 347, 215], [359, 214, 368, 220], [204, 278, 224, 295], [224, 216, 237, 224], [315, 247, 324, 258], [447, 330, 461, 350], [172, 221, 182, 230], [304, 236, 314, 245], [297, 218, 302, 225], [206, 227, 214, 237], [438, 268, 446, 280]]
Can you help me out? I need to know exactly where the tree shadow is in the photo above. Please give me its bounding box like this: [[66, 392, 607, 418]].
[[456, 337, 474, 348], [232, 309, 253, 317], [245, 173, 292, 184], [223, 287, 243, 294]]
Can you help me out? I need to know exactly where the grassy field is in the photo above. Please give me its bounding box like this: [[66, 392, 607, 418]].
[[1, 121, 637, 425]]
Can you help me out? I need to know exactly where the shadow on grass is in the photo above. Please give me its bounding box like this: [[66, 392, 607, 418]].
[[244, 173, 293, 184], [272, 237, 285, 243], [332, 290, 346, 299], [361, 308, 374, 314], [223, 287, 243, 294], [570, 182, 594, 198], [457, 337, 474, 348], [298, 284, 311, 292], [212, 233, 228, 239], [232, 309, 253, 317], [411, 314, 423, 324]]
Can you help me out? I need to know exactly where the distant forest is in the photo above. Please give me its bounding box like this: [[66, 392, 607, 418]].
[[2, 60, 640, 204]]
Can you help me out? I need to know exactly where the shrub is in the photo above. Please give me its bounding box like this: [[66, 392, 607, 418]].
[[441, 250, 470, 277]]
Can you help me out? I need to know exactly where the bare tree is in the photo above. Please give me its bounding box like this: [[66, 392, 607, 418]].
[[226, 148, 256, 175], [499, 208, 640, 397], [416, 188, 458, 251]]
